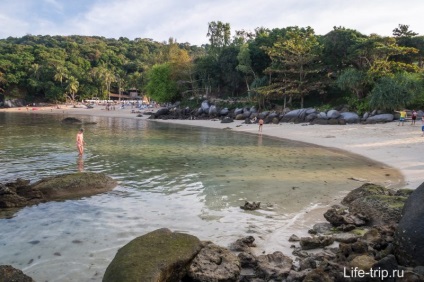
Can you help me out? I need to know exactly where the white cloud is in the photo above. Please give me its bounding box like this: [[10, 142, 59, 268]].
[[1, 0, 424, 44]]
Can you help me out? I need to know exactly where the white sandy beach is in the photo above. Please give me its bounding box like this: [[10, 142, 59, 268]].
[[2, 105, 422, 190]]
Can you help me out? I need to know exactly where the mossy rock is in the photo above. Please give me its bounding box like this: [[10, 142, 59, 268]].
[[341, 183, 389, 205], [31, 172, 117, 200], [103, 228, 202, 282], [340, 183, 410, 225]]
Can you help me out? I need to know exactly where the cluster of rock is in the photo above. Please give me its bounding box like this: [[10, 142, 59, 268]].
[[0, 172, 117, 218], [101, 182, 424, 282], [149, 101, 423, 125]]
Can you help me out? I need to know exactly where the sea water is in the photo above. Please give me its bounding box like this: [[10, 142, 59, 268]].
[[0, 112, 403, 281]]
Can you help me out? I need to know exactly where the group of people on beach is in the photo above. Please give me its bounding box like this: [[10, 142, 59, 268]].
[[396, 109, 424, 136]]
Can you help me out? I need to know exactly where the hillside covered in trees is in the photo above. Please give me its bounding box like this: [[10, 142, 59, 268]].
[[1, 22, 424, 112]]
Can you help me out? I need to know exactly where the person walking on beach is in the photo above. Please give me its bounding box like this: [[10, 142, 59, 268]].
[[421, 116, 424, 136], [76, 128, 85, 156], [411, 110, 417, 125], [396, 109, 407, 126], [258, 118, 264, 132]]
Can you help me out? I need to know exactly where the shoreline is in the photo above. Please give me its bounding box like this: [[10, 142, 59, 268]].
[[2, 105, 420, 189]]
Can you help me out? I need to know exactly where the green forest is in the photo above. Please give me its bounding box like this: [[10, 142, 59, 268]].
[[1, 22, 424, 112]]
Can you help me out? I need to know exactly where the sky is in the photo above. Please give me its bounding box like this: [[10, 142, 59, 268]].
[[1, 0, 424, 45]]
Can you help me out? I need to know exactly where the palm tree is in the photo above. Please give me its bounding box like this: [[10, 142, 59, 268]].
[[103, 70, 115, 101], [66, 76, 79, 105], [54, 66, 68, 86], [29, 63, 41, 80]]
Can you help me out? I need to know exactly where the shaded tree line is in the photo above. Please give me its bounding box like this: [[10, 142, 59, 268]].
[[1, 23, 424, 111]]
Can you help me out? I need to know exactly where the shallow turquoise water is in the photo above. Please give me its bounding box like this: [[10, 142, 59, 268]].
[[0, 112, 403, 281]]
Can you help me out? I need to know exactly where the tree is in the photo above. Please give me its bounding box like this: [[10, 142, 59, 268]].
[[262, 27, 324, 108], [66, 76, 79, 104], [236, 44, 256, 94], [336, 68, 369, 99], [321, 26, 366, 71], [53, 65, 67, 86], [369, 72, 422, 110], [207, 21, 231, 56], [393, 24, 418, 37], [145, 63, 178, 103], [103, 70, 115, 100]]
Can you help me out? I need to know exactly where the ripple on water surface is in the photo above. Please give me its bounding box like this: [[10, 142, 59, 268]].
[[0, 112, 404, 281]]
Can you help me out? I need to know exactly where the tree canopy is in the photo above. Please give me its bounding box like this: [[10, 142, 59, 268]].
[[0, 22, 423, 112]]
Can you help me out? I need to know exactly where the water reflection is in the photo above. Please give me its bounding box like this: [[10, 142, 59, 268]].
[[77, 156, 84, 172]]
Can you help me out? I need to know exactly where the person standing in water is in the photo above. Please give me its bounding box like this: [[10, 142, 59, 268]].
[[258, 118, 264, 132], [76, 128, 85, 156]]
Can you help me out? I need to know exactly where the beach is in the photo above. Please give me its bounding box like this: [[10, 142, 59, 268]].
[[0, 104, 421, 280], [2, 105, 421, 189]]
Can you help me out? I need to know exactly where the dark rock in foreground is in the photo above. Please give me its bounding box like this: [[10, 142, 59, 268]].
[[341, 183, 411, 226], [187, 242, 240, 282], [103, 228, 202, 282], [394, 182, 424, 266], [0, 172, 117, 217], [32, 172, 117, 200], [0, 265, 34, 282]]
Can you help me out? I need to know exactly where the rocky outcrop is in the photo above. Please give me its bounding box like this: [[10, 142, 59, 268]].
[[187, 242, 240, 282], [299, 236, 334, 250], [394, 182, 424, 266], [31, 172, 117, 200], [0, 172, 117, 217], [0, 265, 34, 282], [61, 117, 82, 124], [100, 181, 423, 281], [341, 183, 411, 226], [103, 228, 202, 282], [240, 201, 260, 210]]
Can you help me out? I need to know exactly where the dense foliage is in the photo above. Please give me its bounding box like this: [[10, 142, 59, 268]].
[[0, 23, 423, 111]]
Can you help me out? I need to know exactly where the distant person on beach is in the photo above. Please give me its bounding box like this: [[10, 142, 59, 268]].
[[422, 116, 424, 136], [396, 110, 407, 126], [76, 128, 85, 156], [411, 110, 417, 125], [258, 118, 264, 132]]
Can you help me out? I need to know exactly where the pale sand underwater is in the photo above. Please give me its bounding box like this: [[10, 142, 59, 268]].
[[1, 105, 419, 256], [4, 105, 419, 188]]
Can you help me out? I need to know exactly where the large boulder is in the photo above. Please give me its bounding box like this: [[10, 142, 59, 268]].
[[1, 173, 117, 217], [340, 112, 360, 123], [394, 182, 424, 266], [201, 100, 210, 112], [365, 114, 394, 123], [0, 265, 34, 282], [154, 108, 170, 118], [280, 109, 308, 122], [187, 242, 240, 282], [31, 172, 117, 201], [219, 108, 229, 116], [300, 236, 334, 250], [342, 183, 411, 226], [208, 105, 218, 116], [255, 251, 293, 280], [103, 228, 202, 282], [326, 110, 340, 119]]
